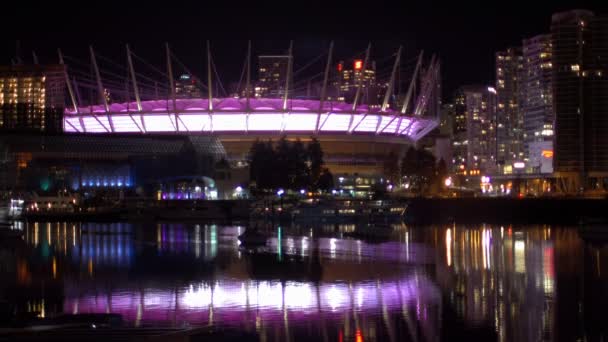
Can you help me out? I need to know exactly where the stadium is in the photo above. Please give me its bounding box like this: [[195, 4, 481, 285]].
[[60, 43, 441, 175]]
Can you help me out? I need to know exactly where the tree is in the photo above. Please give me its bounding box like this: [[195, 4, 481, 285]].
[[307, 137, 324, 190], [318, 168, 334, 192], [275, 136, 291, 189], [400, 146, 437, 194], [247, 139, 276, 191], [400, 147, 418, 178], [383, 151, 400, 185], [436, 158, 448, 182], [290, 139, 309, 190]]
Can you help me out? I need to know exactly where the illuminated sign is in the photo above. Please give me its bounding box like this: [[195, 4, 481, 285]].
[[542, 150, 553, 158], [337, 63, 343, 72], [354, 60, 363, 70], [513, 162, 525, 169]]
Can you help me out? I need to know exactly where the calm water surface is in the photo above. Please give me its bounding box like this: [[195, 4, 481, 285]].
[[0, 221, 606, 341]]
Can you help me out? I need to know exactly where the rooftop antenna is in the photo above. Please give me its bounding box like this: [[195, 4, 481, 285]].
[[282, 41, 293, 112], [348, 43, 371, 132], [89, 46, 110, 113], [165, 43, 178, 131], [245, 40, 252, 110], [126, 44, 142, 112], [207, 41, 213, 112], [381, 46, 402, 112], [58, 49, 78, 114], [316, 41, 334, 133], [401, 51, 423, 114]]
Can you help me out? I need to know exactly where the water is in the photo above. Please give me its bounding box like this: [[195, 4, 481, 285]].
[[0, 221, 606, 341]]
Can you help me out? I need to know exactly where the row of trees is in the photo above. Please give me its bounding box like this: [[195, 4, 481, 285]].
[[383, 147, 448, 194], [248, 136, 334, 192]]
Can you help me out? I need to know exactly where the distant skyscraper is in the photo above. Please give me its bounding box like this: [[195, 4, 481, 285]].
[[522, 34, 554, 174], [495, 48, 524, 173], [175, 74, 202, 99], [333, 60, 382, 105], [451, 86, 497, 175], [256, 55, 292, 98], [0, 64, 65, 133], [551, 10, 608, 190]]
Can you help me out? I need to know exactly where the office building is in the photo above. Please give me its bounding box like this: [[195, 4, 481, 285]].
[[451, 86, 497, 175], [0, 65, 65, 133], [522, 34, 554, 174], [175, 74, 203, 98], [256, 55, 292, 98], [495, 48, 524, 173], [551, 10, 608, 190]]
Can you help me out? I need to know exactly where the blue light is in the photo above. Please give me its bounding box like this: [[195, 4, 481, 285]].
[[118, 181, 123, 187], [103, 181, 108, 187], [95, 182, 100, 187], [89, 181, 94, 186]]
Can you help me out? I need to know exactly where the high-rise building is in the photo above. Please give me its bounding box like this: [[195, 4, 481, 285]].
[[522, 34, 554, 174], [175, 74, 202, 98], [333, 60, 382, 105], [256, 55, 292, 98], [551, 10, 608, 190], [495, 48, 524, 173], [0, 65, 65, 133], [451, 86, 497, 175]]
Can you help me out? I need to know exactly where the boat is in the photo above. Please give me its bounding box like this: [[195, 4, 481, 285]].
[[291, 199, 407, 223], [238, 228, 268, 247], [342, 224, 394, 242]]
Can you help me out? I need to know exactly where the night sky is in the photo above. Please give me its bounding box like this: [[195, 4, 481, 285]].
[[2, 0, 606, 99]]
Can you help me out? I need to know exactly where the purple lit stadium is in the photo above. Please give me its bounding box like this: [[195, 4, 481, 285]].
[[61, 43, 441, 175]]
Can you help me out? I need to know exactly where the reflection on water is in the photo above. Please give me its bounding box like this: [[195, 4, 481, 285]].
[[1, 221, 607, 341]]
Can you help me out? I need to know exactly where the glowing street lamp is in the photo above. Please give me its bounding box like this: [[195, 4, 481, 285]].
[[444, 177, 452, 187]]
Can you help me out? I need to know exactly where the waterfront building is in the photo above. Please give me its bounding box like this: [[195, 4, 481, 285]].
[[256, 55, 292, 98], [522, 34, 554, 174], [495, 48, 524, 173], [175, 74, 203, 98], [0, 65, 65, 133], [551, 10, 608, 191], [451, 86, 497, 176]]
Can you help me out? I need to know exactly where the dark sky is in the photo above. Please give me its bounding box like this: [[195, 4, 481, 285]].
[[3, 0, 606, 98]]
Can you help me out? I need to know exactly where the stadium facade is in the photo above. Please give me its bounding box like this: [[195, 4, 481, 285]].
[[60, 42, 441, 176]]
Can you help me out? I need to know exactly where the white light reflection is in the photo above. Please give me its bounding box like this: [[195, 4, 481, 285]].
[[330, 238, 337, 259], [446, 228, 452, 267], [514, 240, 526, 273], [482, 229, 491, 270]]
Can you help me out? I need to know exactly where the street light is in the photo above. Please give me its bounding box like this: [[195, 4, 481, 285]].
[[277, 188, 284, 210], [444, 177, 452, 187]]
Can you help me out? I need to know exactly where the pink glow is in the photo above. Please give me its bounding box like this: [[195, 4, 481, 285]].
[[64, 276, 439, 323], [211, 114, 247, 131], [283, 114, 317, 131], [63, 98, 437, 140], [320, 114, 350, 131], [248, 113, 283, 131]]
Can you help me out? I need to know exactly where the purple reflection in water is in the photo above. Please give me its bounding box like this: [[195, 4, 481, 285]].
[[64, 276, 439, 325]]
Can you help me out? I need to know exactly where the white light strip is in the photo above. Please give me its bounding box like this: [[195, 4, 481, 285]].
[[66, 112, 436, 139]]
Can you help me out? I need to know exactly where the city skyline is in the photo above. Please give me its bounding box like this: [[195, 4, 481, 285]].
[[1, 1, 605, 98]]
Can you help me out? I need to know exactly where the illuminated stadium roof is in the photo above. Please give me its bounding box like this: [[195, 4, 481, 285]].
[[63, 98, 438, 141]]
